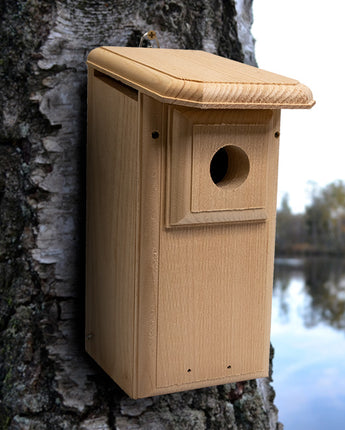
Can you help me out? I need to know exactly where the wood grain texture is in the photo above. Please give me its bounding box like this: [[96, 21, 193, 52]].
[[136, 95, 165, 398], [86, 70, 281, 398], [85, 68, 139, 396], [87, 47, 315, 109], [191, 124, 267, 212], [156, 110, 280, 390], [156, 223, 270, 388], [166, 108, 273, 227]]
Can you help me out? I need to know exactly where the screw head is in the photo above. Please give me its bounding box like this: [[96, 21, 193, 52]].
[[147, 30, 157, 40]]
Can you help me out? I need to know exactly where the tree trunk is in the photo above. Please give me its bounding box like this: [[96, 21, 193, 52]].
[[0, 1, 282, 428]]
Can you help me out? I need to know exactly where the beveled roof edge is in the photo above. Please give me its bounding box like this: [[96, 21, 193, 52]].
[[87, 47, 315, 109]]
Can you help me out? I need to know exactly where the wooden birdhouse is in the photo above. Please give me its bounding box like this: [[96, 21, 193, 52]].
[[85, 47, 314, 399]]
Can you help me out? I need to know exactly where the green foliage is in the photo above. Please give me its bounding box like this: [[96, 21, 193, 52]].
[[276, 180, 345, 255]]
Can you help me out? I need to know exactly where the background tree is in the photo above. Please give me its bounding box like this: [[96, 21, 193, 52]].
[[275, 194, 306, 254], [0, 1, 282, 428], [275, 180, 345, 255], [305, 180, 345, 253], [275, 193, 293, 252]]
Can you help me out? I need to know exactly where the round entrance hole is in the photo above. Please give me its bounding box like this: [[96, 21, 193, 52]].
[[210, 145, 249, 188]]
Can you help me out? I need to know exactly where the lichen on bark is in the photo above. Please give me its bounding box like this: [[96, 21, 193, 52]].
[[0, 1, 283, 429]]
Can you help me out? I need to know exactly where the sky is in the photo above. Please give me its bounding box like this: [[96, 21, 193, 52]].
[[252, 0, 345, 213]]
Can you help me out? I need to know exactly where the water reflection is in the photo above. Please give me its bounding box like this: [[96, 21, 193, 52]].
[[272, 258, 345, 430], [274, 257, 345, 331]]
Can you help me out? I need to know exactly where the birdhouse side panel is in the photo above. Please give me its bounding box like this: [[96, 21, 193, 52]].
[[85, 69, 140, 396]]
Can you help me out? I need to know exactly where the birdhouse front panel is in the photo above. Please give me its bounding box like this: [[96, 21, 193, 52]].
[[85, 47, 314, 398], [156, 108, 280, 390]]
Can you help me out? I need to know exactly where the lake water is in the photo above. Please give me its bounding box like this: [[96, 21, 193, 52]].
[[272, 257, 345, 429]]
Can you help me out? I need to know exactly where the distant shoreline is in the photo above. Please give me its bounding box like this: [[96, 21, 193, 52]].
[[275, 249, 345, 258]]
